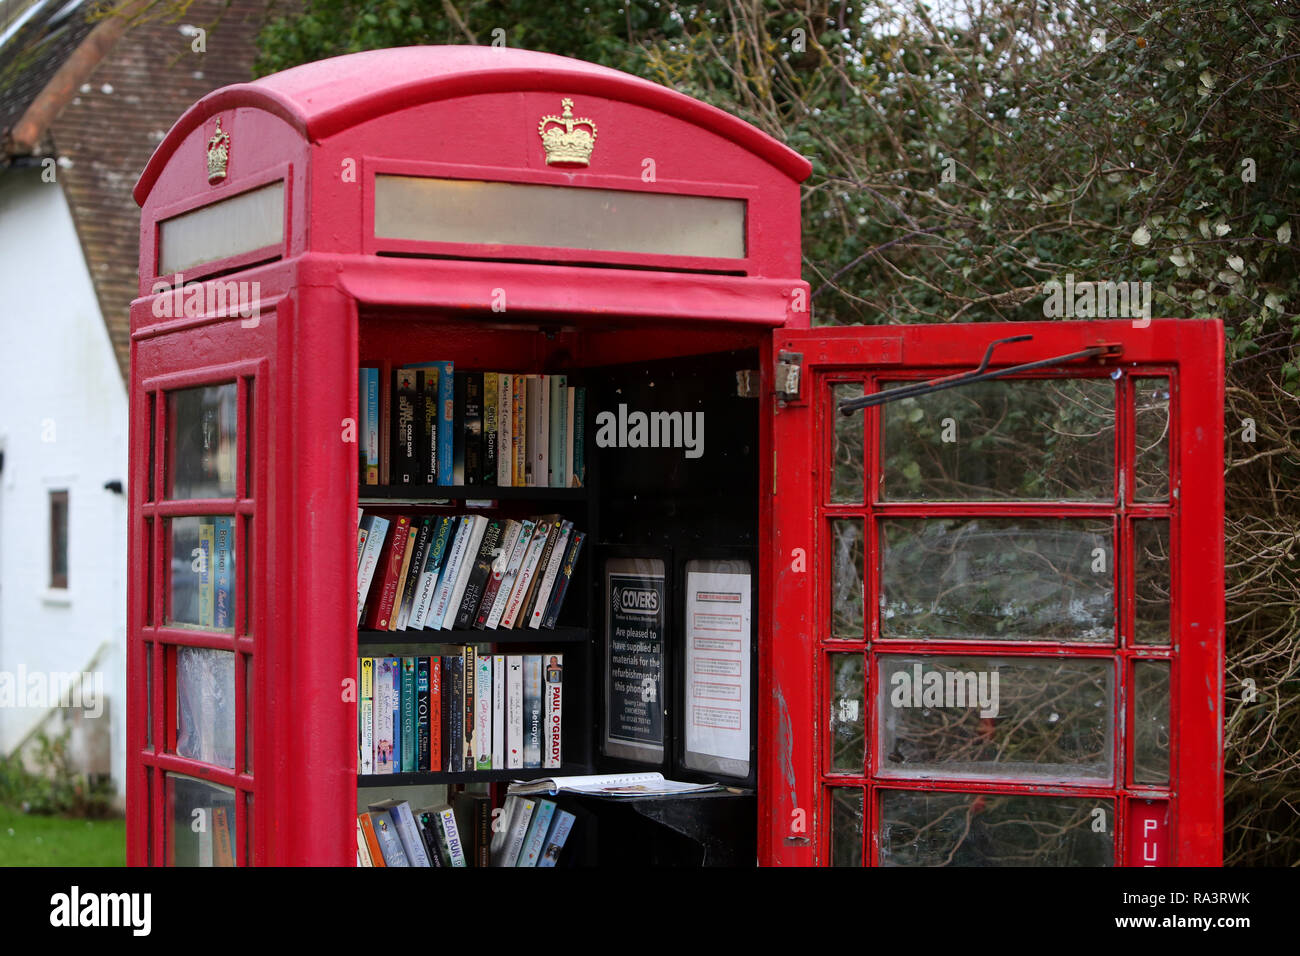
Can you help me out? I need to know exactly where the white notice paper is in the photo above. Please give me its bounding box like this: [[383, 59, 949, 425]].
[[684, 568, 751, 775]]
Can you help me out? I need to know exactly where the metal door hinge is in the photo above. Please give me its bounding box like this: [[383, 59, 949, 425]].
[[735, 369, 760, 398], [776, 351, 803, 404]]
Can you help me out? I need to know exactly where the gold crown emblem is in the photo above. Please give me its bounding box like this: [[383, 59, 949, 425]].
[[207, 118, 230, 184], [537, 98, 597, 166]]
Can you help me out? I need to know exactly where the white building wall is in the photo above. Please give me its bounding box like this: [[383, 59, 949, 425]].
[[0, 165, 129, 804]]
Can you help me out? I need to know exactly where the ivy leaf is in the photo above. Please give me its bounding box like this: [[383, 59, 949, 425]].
[[1131, 225, 1152, 246]]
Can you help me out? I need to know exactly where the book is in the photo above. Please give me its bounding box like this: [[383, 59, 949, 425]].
[[373, 658, 398, 773], [420, 365, 439, 484], [365, 809, 409, 865], [356, 514, 390, 625], [475, 655, 492, 770], [395, 517, 432, 630], [512, 374, 527, 487], [565, 385, 576, 490], [544, 653, 563, 769], [501, 518, 550, 628], [537, 810, 576, 867], [445, 516, 487, 628], [392, 368, 420, 485], [379, 362, 391, 485], [361, 368, 380, 485], [357, 816, 375, 866], [416, 657, 431, 772], [523, 375, 541, 486], [452, 371, 467, 484], [391, 656, 402, 771], [363, 515, 410, 630], [498, 795, 536, 867], [573, 386, 586, 486], [464, 372, 483, 486], [524, 655, 543, 768], [433, 804, 467, 867], [369, 799, 430, 867], [541, 530, 585, 629], [452, 792, 493, 868], [517, 798, 557, 867], [454, 518, 504, 629], [518, 515, 563, 627], [533, 376, 551, 487], [413, 810, 445, 867], [489, 795, 521, 866], [549, 374, 567, 488], [529, 520, 572, 629], [506, 655, 524, 769], [492, 653, 506, 769], [429, 517, 469, 629], [212, 806, 234, 867], [409, 515, 453, 629], [475, 519, 521, 628], [509, 772, 725, 797], [213, 516, 233, 629], [357, 812, 387, 867], [359, 657, 374, 774], [497, 374, 513, 487], [444, 653, 463, 772], [198, 519, 214, 627], [483, 372, 498, 486], [463, 647, 476, 770], [388, 521, 419, 632], [429, 654, 442, 771], [484, 519, 535, 629], [397, 656, 414, 772]]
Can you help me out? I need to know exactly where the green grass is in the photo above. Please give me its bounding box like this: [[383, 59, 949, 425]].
[[0, 805, 125, 866]]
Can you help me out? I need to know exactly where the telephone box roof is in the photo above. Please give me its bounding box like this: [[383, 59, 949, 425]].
[[134, 45, 812, 205]]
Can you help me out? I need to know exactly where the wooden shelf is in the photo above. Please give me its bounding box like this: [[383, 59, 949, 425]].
[[360, 484, 587, 504], [358, 625, 591, 646], [358, 765, 589, 787]]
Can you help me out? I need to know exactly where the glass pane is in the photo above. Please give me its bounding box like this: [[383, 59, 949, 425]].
[[828, 654, 865, 773], [167, 384, 237, 499], [147, 392, 156, 501], [1134, 520, 1171, 645], [166, 774, 236, 867], [1133, 661, 1170, 785], [145, 643, 153, 750], [830, 519, 864, 639], [830, 788, 863, 867], [158, 180, 284, 275], [144, 518, 154, 626], [176, 647, 236, 769], [879, 790, 1113, 866], [1134, 378, 1170, 501], [878, 656, 1113, 782], [243, 378, 254, 496], [880, 518, 1113, 642], [168, 516, 237, 631], [244, 655, 253, 774], [831, 383, 864, 503], [241, 515, 252, 635], [882, 379, 1114, 500], [245, 792, 254, 866]]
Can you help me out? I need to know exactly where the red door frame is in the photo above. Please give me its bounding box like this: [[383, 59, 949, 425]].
[[762, 319, 1224, 866]]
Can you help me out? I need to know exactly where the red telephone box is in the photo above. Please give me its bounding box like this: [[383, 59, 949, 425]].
[[128, 46, 1224, 866]]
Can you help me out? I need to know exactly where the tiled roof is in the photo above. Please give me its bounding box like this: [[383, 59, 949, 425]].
[[0, 0, 97, 150], [2, 0, 268, 383]]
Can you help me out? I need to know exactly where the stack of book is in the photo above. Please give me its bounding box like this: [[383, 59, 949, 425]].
[[359, 364, 587, 488], [357, 512, 585, 632], [192, 517, 234, 629], [359, 653, 564, 774], [358, 793, 574, 867]]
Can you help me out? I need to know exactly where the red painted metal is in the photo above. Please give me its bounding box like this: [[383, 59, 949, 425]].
[[768, 319, 1224, 866]]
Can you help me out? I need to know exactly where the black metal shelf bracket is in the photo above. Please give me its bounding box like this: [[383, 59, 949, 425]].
[[838, 335, 1123, 415]]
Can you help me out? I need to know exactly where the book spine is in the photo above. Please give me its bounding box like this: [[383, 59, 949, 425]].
[[429, 655, 441, 772], [501, 520, 549, 628], [422, 367, 439, 485], [395, 517, 432, 630], [536, 810, 575, 867], [436, 361, 455, 485], [357, 817, 373, 866], [374, 659, 397, 773], [512, 374, 526, 487], [357, 515, 389, 625], [416, 811, 444, 867], [485, 520, 534, 629], [549, 374, 567, 487], [574, 386, 585, 486], [364, 368, 380, 484], [565, 385, 575, 489], [475, 655, 492, 770], [414, 370, 428, 487], [389, 522, 418, 632], [393, 369, 419, 485], [213, 807, 234, 867], [474, 520, 520, 628], [517, 800, 556, 867], [519, 516, 562, 627], [464, 372, 483, 486], [534, 375, 550, 487], [529, 521, 571, 629], [497, 374, 513, 487], [198, 519, 214, 628], [475, 797, 492, 868], [544, 653, 563, 769], [359, 812, 387, 867], [523, 376, 540, 486], [379, 362, 391, 486], [503, 798, 535, 867], [483, 372, 498, 486], [542, 531, 585, 629], [213, 516, 233, 629], [438, 807, 467, 867], [371, 811, 409, 866], [455, 519, 504, 629], [389, 804, 431, 867], [359, 657, 374, 775], [492, 654, 505, 769], [462, 647, 475, 770], [445, 654, 463, 772], [523, 655, 543, 768], [445, 516, 486, 629], [364, 515, 411, 630], [391, 657, 402, 770], [452, 371, 467, 485], [408, 515, 447, 630], [429, 517, 468, 629], [506, 656, 524, 769], [416, 657, 430, 772]]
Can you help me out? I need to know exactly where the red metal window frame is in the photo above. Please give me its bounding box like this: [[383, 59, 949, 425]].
[[764, 321, 1223, 867], [133, 361, 263, 866]]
